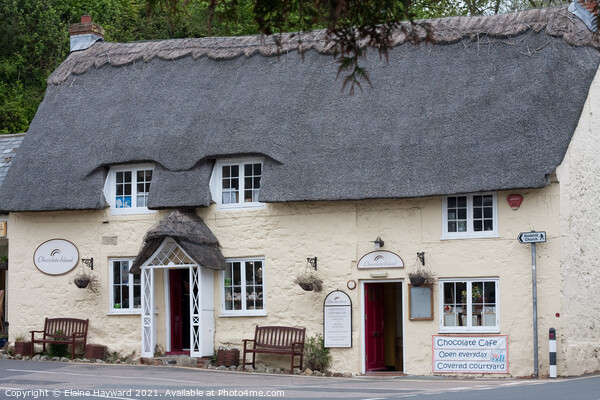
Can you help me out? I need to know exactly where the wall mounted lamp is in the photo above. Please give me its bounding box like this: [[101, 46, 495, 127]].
[[372, 236, 384, 249], [82, 257, 94, 270], [307, 257, 317, 270], [417, 252, 425, 266]]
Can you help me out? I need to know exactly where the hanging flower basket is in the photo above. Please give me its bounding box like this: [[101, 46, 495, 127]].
[[409, 275, 426, 287], [74, 277, 90, 288], [294, 273, 323, 292], [408, 269, 436, 287]]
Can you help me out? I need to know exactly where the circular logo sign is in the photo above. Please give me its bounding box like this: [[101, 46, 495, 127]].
[[33, 239, 79, 275]]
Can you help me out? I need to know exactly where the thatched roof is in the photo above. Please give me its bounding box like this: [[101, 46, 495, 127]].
[[0, 5, 598, 211], [130, 209, 225, 273]]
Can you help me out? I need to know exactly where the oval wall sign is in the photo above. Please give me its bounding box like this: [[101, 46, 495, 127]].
[[33, 239, 79, 275], [357, 250, 404, 269]]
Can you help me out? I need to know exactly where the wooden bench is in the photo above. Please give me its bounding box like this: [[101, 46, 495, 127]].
[[30, 318, 89, 359], [242, 326, 305, 373]]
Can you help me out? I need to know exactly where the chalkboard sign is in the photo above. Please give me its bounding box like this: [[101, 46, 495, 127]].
[[323, 290, 352, 348], [409, 285, 433, 320]]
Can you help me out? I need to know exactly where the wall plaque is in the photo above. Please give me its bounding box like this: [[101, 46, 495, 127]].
[[33, 239, 79, 275], [357, 250, 404, 269], [323, 290, 352, 348]]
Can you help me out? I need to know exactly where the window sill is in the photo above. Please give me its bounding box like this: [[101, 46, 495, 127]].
[[110, 207, 156, 216], [218, 311, 267, 318], [438, 328, 500, 334], [216, 203, 266, 211], [108, 309, 142, 316], [440, 233, 499, 240]]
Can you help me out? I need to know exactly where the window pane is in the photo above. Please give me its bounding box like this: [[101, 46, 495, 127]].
[[473, 195, 482, 206], [448, 221, 456, 232], [457, 196, 467, 207], [483, 195, 493, 206], [474, 220, 482, 231], [473, 208, 482, 218], [458, 209, 467, 219], [484, 208, 493, 218], [484, 220, 493, 231], [457, 221, 467, 232]]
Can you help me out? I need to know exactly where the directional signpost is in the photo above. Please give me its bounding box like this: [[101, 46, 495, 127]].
[[518, 230, 546, 379]]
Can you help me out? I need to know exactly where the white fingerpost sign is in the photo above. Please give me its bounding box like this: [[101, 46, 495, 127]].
[[33, 239, 79, 275], [323, 290, 352, 348], [433, 335, 509, 373]]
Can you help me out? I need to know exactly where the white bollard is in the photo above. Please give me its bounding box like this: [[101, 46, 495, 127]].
[[549, 328, 557, 378]]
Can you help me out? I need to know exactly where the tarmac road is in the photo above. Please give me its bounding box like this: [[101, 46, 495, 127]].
[[0, 359, 599, 400]]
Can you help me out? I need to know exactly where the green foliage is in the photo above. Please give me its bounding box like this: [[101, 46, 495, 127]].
[[48, 330, 69, 358], [303, 333, 331, 371]]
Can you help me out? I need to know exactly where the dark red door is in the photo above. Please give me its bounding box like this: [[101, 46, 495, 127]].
[[365, 283, 386, 371], [168, 269, 190, 354]]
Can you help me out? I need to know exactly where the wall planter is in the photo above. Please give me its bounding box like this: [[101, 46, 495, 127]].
[[408, 269, 436, 287], [294, 272, 323, 292], [216, 348, 239, 367], [74, 277, 90, 288]]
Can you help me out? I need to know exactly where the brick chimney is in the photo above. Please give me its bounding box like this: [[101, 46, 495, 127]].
[[68, 15, 105, 52]]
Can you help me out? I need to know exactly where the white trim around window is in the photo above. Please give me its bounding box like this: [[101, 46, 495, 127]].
[[219, 257, 266, 317], [439, 278, 499, 333], [441, 192, 498, 239], [209, 158, 265, 210], [108, 258, 142, 315], [103, 163, 155, 215]]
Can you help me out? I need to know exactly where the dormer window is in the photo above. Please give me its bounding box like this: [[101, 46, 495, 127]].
[[104, 164, 155, 215], [210, 158, 264, 210], [441, 192, 498, 239]]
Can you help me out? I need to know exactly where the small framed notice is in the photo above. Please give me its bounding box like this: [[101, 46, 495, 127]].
[[0, 221, 6, 238], [323, 290, 352, 348], [408, 284, 433, 320]]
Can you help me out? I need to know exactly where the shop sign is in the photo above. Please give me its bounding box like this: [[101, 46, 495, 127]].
[[33, 239, 79, 275], [323, 290, 352, 348], [357, 250, 404, 269], [432, 335, 508, 373]]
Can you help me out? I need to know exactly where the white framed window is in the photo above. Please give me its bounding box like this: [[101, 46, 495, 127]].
[[220, 257, 265, 316], [439, 279, 499, 333], [103, 164, 154, 215], [109, 258, 141, 314], [442, 192, 498, 239], [210, 159, 264, 210]]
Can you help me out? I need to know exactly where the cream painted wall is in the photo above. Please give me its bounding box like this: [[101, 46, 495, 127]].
[[555, 67, 600, 376], [7, 182, 564, 376]]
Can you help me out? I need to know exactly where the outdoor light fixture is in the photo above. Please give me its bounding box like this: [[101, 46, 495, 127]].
[[372, 236, 384, 249], [82, 257, 94, 270], [307, 257, 317, 270], [417, 252, 425, 266]]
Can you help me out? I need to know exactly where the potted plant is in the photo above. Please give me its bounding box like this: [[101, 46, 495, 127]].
[[294, 272, 323, 292], [408, 268, 436, 287], [0, 255, 7, 271]]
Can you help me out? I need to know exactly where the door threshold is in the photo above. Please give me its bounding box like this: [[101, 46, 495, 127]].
[[364, 371, 405, 376]]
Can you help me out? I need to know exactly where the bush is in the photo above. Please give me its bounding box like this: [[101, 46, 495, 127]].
[[303, 334, 331, 372], [47, 330, 69, 358]]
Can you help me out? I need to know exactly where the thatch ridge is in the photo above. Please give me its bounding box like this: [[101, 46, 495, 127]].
[[48, 5, 598, 86]]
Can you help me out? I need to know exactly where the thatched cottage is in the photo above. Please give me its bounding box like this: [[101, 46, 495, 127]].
[[0, 4, 599, 377]]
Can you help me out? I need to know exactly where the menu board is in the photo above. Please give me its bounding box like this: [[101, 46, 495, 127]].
[[323, 291, 352, 348]]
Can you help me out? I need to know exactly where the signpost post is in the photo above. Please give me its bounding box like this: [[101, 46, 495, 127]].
[[518, 230, 546, 379]]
